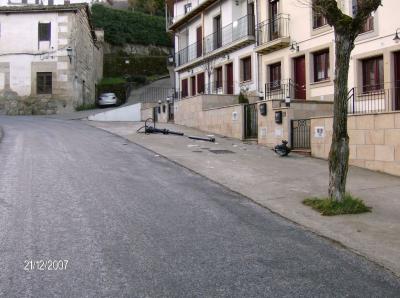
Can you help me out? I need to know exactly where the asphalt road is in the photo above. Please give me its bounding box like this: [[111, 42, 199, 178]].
[[0, 116, 399, 297]]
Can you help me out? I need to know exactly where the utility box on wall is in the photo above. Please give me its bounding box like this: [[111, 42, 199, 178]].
[[259, 103, 267, 116], [275, 111, 283, 124]]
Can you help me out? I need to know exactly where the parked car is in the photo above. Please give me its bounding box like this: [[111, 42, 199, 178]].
[[97, 93, 119, 107]]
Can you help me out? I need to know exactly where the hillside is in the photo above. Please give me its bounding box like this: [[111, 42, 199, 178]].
[[91, 4, 172, 47]]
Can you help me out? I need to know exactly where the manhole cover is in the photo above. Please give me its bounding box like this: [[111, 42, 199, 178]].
[[192, 150, 203, 153], [208, 149, 235, 154]]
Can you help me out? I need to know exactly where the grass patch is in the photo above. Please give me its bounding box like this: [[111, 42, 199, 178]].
[[302, 194, 371, 216], [75, 103, 97, 111]]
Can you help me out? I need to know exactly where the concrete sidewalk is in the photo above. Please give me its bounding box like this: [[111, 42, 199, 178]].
[[88, 120, 400, 276]]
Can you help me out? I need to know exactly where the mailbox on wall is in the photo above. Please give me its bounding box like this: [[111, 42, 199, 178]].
[[275, 111, 283, 124], [259, 103, 267, 116]]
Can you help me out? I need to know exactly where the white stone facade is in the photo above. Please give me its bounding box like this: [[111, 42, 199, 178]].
[[0, 4, 103, 114]]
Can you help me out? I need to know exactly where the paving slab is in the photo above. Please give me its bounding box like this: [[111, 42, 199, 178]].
[[88, 120, 400, 277]]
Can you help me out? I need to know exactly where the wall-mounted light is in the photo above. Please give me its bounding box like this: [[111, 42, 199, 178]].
[[168, 55, 174, 64], [285, 96, 291, 107], [393, 28, 400, 42], [290, 41, 299, 52], [66, 46, 73, 63]]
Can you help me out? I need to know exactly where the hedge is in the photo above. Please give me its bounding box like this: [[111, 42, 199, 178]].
[[104, 54, 169, 78], [91, 4, 172, 47]]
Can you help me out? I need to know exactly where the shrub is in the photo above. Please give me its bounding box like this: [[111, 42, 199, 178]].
[[238, 92, 249, 104], [91, 4, 172, 47], [103, 54, 168, 78]]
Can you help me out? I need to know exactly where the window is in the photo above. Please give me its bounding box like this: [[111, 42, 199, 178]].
[[184, 3, 192, 14], [362, 56, 384, 92], [22, 0, 27, 3], [269, 62, 281, 89], [181, 79, 188, 98], [313, 50, 330, 82], [48, 0, 54, 5], [38, 23, 51, 42], [215, 67, 223, 89], [360, 14, 374, 33], [197, 73, 205, 94], [312, 0, 327, 29], [241, 56, 252, 82], [37, 72, 52, 94], [353, 0, 374, 33], [64, 0, 70, 4]]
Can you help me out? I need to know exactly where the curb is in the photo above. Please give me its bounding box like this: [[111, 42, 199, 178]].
[[87, 122, 400, 279]]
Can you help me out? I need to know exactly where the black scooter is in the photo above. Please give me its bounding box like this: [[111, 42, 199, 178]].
[[273, 140, 291, 157]]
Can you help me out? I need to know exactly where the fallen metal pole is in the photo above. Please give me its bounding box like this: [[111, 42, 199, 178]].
[[188, 136, 215, 143], [139, 118, 215, 142]]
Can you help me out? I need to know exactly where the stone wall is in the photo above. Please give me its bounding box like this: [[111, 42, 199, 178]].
[[258, 100, 333, 147], [175, 95, 244, 139], [311, 112, 400, 177]]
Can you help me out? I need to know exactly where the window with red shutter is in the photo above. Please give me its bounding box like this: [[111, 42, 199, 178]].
[[197, 73, 205, 94], [241, 57, 252, 82], [362, 56, 384, 92], [182, 79, 188, 98], [269, 62, 281, 90], [313, 50, 329, 82]]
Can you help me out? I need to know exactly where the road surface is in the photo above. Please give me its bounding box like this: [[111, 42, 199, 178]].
[[0, 116, 399, 297]]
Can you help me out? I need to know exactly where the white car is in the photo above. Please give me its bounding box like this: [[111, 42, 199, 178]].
[[98, 93, 119, 107]]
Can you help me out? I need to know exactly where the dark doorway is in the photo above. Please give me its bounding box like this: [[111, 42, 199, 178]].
[[244, 104, 258, 139], [269, 0, 279, 40], [213, 15, 222, 49], [226, 63, 234, 94], [191, 76, 196, 96], [293, 56, 306, 100], [394, 51, 400, 110], [247, 2, 255, 36], [196, 26, 202, 58]]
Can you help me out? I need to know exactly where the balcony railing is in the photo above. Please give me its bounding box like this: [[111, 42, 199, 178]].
[[204, 14, 255, 55], [175, 40, 203, 67], [265, 79, 298, 101], [174, 14, 255, 67], [256, 14, 290, 46], [348, 84, 400, 114]]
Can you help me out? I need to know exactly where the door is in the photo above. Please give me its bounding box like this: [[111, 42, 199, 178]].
[[191, 76, 196, 96], [394, 51, 400, 110], [269, 0, 279, 40], [196, 26, 202, 58], [247, 2, 255, 36], [244, 104, 258, 139], [226, 63, 234, 95], [294, 56, 306, 100], [291, 119, 311, 149], [213, 15, 222, 49]]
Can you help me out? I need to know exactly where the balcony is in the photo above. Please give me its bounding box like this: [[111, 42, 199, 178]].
[[255, 14, 290, 54], [166, 0, 218, 31], [175, 14, 255, 70], [175, 40, 203, 68], [348, 84, 400, 114]]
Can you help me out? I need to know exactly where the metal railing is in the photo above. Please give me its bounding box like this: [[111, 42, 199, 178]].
[[136, 87, 177, 103], [256, 14, 290, 46], [203, 80, 239, 95], [175, 40, 202, 67], [204, 14, 255, 55], [348, 84, 400, 114], [265, 79, 295, 101]]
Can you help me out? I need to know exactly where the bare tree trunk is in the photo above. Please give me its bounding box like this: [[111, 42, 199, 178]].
[[328, 32, 355, 201]]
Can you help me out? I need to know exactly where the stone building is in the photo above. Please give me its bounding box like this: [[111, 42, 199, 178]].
[[0, 4, 103, 115]]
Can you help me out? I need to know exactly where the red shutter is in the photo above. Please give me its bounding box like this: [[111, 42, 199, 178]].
[[182, 79, 188, 98], [197, 73, 205, 94]]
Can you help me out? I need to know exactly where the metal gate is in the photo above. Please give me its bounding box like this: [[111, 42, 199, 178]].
[[244, 103, 258, 139], [291, 119, 311, 149]]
